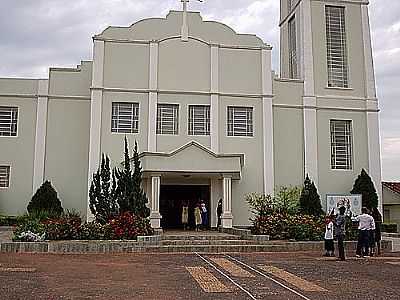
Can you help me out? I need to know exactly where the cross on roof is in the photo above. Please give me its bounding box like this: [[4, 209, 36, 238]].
[[180, 0, 203, 41]]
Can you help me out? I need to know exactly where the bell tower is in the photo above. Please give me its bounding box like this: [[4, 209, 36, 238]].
[[279, 0, 382, 211]]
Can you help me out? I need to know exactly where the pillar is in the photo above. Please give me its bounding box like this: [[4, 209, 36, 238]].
[[221, 176, 233, 228], [150, 175, 162, 229]]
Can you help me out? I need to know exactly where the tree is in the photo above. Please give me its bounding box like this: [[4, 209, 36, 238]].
[[89, 154, 118, 224], [27, 181, 63, 217], [351, 169, 379, 209], [273, 186, 301, 215], [115, 137, 150, 217], [132, 141, 150, 218], [299, 175, 324, 216]]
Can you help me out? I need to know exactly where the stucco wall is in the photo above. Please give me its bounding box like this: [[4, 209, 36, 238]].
[[317, 110, 369, 210], [311, 2, 366, 98], [45, 99, 90, 214], [0, 94, 37, 215]]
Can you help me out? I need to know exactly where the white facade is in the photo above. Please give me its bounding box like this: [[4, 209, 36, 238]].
[[0, 0, 382, 228]]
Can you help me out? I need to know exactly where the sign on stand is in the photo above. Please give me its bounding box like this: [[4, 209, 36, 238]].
[[326, 194, 362, 217]]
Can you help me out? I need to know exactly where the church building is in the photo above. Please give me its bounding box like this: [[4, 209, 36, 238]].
[[0, 0, 382, 229]]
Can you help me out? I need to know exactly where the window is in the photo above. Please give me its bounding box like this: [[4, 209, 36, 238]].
[[227, 106, 253, 137], [330, 120, 353, 170], [188, 105, 210, 136], [157, 104, 179, 135], [0, 166, 10, 188], [111, 102, 139, 134], [288, 16, 297, 79], [288, 0, 294, 13], [0, 106, 18, 136], [325, 5, 349, 88]]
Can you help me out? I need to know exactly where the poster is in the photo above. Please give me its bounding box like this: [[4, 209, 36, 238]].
[[326, 194, 362, 216]]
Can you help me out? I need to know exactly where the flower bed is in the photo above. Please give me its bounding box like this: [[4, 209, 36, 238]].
[[13, 211, 154, 242]]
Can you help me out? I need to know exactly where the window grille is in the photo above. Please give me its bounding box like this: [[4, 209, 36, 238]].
[[227, 106, 253, 137], [111, 102, 139, 134], [157, 104, 179, 135], [0, 166, 10, 188], [188, 105, 210, 136], [330, 120, 353, 170], [288, 16, 298, 79], [0, 106, 18, 136], [325, 6, 349, 88], [288, 0, 293, 13]]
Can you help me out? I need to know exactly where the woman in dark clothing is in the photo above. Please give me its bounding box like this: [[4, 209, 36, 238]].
[[217, 199, 223, 228], [371, 207, 383, 255]]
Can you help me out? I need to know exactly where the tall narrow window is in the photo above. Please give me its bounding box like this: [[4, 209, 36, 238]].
[[188, 105, 210, 136], [227, 106, 253, 137], [0, 166, 10, 188], [157, 104, 179, 135], [330, 120, 353, 170], [0, 106, 18, 136], [288, 16, 297, 79], [326, 6, 349, 88], [111, 102, 139, 133], [288, 0, 293, 13]]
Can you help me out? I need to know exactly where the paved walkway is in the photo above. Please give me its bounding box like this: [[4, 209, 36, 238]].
[[0, 229, 12, 242], [2, 252, 400, 299]]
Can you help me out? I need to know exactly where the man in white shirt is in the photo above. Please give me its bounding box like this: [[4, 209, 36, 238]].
[[352, 207, 375, 257]]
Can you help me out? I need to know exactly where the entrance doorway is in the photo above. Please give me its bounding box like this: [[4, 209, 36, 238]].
[[160, 185, 210, 229]]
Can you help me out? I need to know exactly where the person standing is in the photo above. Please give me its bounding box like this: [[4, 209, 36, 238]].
[[194, 203, 202, 232], [217, 199, 223, 228], [334, 206, 347, 261], [181, 201, 189, 230], [324, 216, 335, 257], [200, 200, 208, 230], [371, 207, 383, 255], [353, 207, 375, 257]]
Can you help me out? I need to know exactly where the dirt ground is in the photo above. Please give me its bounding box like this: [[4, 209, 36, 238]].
[[1, 251, 400, 300]]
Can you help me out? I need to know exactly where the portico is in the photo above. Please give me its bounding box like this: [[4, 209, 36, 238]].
[[139, 141, 244, 229]]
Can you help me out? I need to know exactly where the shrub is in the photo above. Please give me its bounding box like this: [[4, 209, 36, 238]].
[[351, 169, 379, 209], [299, 175, 324, 216], [0, 215, 18, 226], [382, 223, 398, 233], [274, 186, 301, 215], [27, 181, 63, 218], [251, 213, 325, 241], [245, 193, 274, 217], [79, 222, 114, 240], [13, 215, 46, 241], [109, 211, 154, 240], [43, 212, 82, 240]]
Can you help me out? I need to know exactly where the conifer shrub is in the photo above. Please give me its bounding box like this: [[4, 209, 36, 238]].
[[351, 169, 379, 209], [299, 175, 324, 216], [27, 181, 63, 217]]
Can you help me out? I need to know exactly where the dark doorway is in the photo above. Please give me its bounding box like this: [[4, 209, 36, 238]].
[[160, 185, 210, 229]]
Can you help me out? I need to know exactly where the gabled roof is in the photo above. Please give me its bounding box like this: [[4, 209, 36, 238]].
[[382, 182, 400, 195]]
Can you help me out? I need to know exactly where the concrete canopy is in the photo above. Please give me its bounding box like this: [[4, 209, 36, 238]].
[[137, 141, 244, 180]]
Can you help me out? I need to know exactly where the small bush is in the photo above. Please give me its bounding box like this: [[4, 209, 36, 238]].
[[0, 216, 18, 226], [252, 213, 325, 241], [382, 223, 398, 233], [109, 212, 154, 240], [27, 181, 63, 218], [79, 222, 113, 240], [13, 215, 46, 241], [43, 212, 82, 240]]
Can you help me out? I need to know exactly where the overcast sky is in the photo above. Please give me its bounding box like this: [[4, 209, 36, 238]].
[[0, 0, 398, 181]]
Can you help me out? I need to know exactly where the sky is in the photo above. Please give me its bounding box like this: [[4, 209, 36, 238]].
[[0, 0, 399, 181]]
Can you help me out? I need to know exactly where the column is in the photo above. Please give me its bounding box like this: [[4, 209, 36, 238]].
[[148, 42, 158, 152], [261, 48, 274, 195], [32, 79, 49, 193], [86, 40, 105, 221], [150, 175, 162, 229], [300, 0, 319, 185], [210, 44, 219, 153], [221, 176, 233, 228]]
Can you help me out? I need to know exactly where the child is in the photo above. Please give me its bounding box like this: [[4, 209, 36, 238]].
[[324, 216, 335, 257]]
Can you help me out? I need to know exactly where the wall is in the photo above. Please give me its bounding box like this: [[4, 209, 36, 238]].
[[0, 79, 38, 215]]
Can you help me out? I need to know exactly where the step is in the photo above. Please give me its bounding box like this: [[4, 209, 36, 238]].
[[161, 239, 256, 246], [161, 234, 240, 241], [144, 244, 287, 253]]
